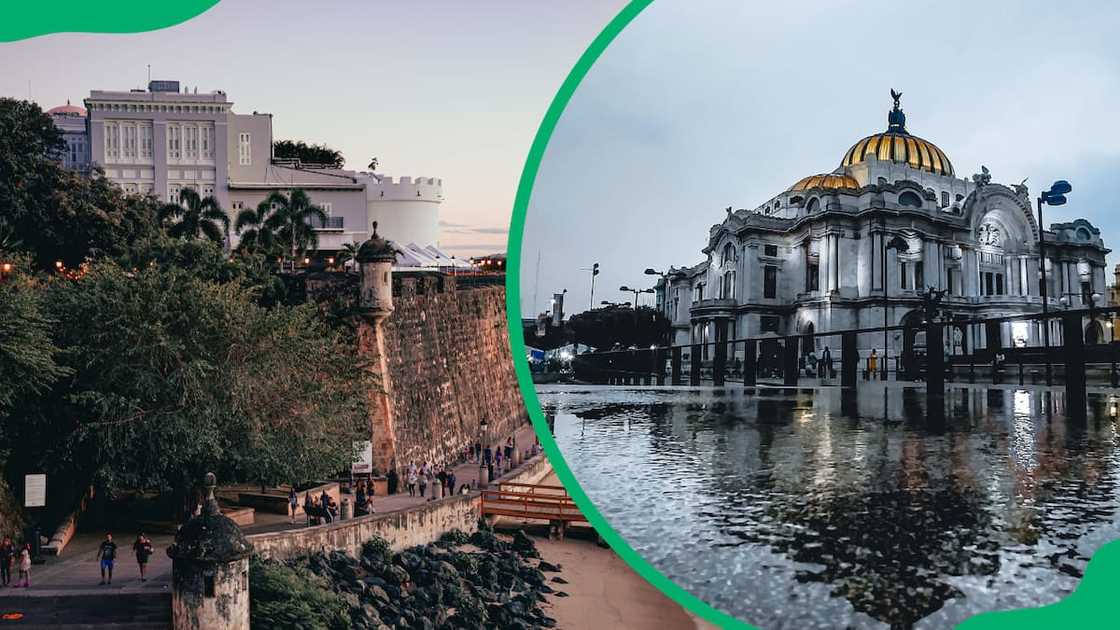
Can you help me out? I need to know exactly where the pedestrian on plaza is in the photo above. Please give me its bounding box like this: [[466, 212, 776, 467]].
[[327, 498, 339, 523], [288, 487, 299, 524], [363, 493, 375, 515], [820, 346, 832, 379], [437, 468, 448, 493], [133, 533, 153, 582], [16, 545, 30, 588], [96, 532, 117, 585], [303, 493, 315, 525], [483, 445, 492, 466], [474, 440, 482, 462], [495, 449, 503, 473], [387, 465, 399, 495], [355, 484, 368, 516], [407, 466, 418, 496], [869, 348, 879, 379], [447, 469, 456, 495], [0, 536, 13, 587], [505, 436, 514, 461], [419, 467, 428, 498], [318, 490, 332, 524]]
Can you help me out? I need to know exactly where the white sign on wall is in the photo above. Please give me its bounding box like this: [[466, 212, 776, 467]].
[[351, 441, 374, 475], [24, 474, 46, 508]]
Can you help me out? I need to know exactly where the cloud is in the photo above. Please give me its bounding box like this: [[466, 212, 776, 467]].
[[439, 220, 509, 235]]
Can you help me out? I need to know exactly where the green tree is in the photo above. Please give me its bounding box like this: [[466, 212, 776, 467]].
[[20, 263, 368, 517], [263, 189, 327, 260], [272, 140, 344, 169], [335, 242, 360, 268], [0, 98, 162, 269], [0, 265, 67, 422], [235, 199, 279, 256], [158, 188, 230, 243], [566, 305, 671, 350]]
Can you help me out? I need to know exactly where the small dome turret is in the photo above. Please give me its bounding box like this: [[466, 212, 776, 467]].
[[356, 221, 396, 263], [166, 473, 252, 564]]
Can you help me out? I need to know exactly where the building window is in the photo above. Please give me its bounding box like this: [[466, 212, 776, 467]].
[[168, 183, 182, 204], [1082, 280, 1093, 303], [721, 270, 735, 300], [185, 125, 198, 159], [984, 272, 994, 296], [319, 202, 333, 216], [900, 263, 909, 290], [202, 185, 215, 198], [941, 191, 950, 207], [139, 123, 153, 159], [995, 273, 1005, 295], [764, 266, 777, 298], [764, 244, 778, 257], [239, 133, 251, 165], [807, 263, 819, 291], [201, 126, 213, 159], [915, 261, 924, 290], [898, 191, 922, 208], [722, 242, 735, 265], [167, 124, 181, 160], [806, 198, 820, 214], [947, 269, 956, 295], [760, 315, 780, 333], [105, 122, 118, 161]]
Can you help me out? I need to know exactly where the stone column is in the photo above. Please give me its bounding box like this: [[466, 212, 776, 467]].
[[355, 223, 399, 476], [167, 474, 252, 630], [830, 233, 840, 292]]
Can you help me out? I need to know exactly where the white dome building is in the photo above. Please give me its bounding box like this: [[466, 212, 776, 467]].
[[359, 173, 442, 249]]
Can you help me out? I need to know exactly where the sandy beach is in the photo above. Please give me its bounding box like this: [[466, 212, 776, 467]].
[[527, 473, 710, 630]]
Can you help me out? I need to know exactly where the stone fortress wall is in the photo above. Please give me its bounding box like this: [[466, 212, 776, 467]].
[[380, 274, 526, 474]]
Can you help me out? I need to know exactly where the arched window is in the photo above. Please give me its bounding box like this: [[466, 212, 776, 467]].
[[806, 198, 820, 214], [790, 195, 804, 206], [1077, 227, 1091, 241], [721, 270, 736, 300], [722, 242, 736, 266], [898, 191, 922, 208]]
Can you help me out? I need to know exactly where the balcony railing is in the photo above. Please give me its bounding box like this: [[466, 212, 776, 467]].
[[306, 216, 344, 230]]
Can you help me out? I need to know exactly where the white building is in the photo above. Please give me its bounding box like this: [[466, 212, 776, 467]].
[[51, 79, 445, 256], [656, 93, 1110, 373]]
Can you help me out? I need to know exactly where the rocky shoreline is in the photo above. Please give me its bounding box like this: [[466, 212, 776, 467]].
[[250, 525, 566, 629]]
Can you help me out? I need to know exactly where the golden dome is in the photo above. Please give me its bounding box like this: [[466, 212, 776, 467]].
[[787, 173, 859, 192], [840, 90, 954, 177]]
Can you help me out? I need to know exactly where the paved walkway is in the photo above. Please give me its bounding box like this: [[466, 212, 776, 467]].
[[243, 422, 540, 535], [0, 531, 173, 598], [0, 423, 540, 597]]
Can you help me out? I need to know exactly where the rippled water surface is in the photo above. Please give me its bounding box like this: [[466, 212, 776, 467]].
[[537, 384, 1120, 629]]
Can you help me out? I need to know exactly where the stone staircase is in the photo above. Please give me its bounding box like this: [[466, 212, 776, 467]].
[[0, 593, 170, 629]]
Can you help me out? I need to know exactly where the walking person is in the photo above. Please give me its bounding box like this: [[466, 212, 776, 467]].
[[407, 465, 418, 497], [355, 483, 368, 516], [474, 440, 482, 463], [0, 536, 13, 587], [319, 490, 332, 524], [820, 346, 832, 380], [288, 487, 299, 524], [303, 492, 315, 525], [418, 466, 428, 498], [96, 532, 117, 585], [133, 533, 153, 582], [495, 449, 503, 474], [869, 348, 879, 380], [446, 469, 456, 496], [504, 437, 514, 466], [16, 544, 30, 588]]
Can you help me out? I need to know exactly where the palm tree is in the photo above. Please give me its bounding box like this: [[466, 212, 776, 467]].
[[157, 188, 229, 243], [262, 189, 327, 262], [336, 242, 360, 269], [234, 199, 279, 256]]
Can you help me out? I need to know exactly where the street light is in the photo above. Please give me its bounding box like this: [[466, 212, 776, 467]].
[[619, 285, 655, 307], [1038, 180, 1072, 385]]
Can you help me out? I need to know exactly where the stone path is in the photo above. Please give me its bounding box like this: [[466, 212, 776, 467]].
[[243, 422, 540, 535], [1, 423, 542, 598], [0, 531, 173, 598]]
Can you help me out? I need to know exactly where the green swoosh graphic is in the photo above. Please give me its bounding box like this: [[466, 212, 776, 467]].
[[959, 538, 1120, 629], [1, 0, 220, 42]]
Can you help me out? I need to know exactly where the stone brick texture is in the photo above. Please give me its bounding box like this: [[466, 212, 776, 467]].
[[303, 271, 527, 478]]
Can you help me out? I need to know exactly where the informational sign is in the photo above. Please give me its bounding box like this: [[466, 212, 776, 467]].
[[24, 474, 46, 508], [351, 441, 374, 475]]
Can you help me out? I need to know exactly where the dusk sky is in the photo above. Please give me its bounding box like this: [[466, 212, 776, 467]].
[[0, 0, 626, 256], [519, 0, 1120, 316]]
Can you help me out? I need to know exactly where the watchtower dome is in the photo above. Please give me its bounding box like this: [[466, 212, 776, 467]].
[[357, 221, 396, 322]]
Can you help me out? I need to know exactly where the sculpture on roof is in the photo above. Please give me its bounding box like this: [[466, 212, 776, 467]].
[[972, 165, 991, 188]]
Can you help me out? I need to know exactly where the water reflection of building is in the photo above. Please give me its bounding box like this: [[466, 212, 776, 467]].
[[570, 386, 1119, 627], [655, 93, 1110, 365]]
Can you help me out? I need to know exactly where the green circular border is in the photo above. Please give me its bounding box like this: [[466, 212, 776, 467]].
[[503, 2, 1120, 628], [503, 1, 749, 627]]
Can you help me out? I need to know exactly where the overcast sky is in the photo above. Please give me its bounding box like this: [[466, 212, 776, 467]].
[[519, 0, 1120, 316], [0, 0, 626, 256]]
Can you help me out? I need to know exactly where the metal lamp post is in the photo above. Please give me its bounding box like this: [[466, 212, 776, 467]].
[[620, 285, 655, 307], [1037, 180, 1072, 385]]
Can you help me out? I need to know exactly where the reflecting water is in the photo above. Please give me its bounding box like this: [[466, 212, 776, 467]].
[[538, 385, 1120, 629]]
